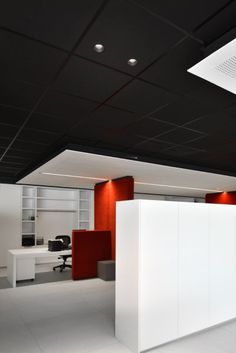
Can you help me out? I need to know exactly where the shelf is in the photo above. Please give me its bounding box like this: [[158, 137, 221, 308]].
[[37, 208, 77, 212], [79, 220, 90, 222], [37, 186, 77, 192], [22, 208, 36, 210], [22, 233, 35, 235], [23, 196, 36, 199], [22, 220, 35, 223]]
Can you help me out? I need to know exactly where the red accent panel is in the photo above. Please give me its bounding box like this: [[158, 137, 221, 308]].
[[205, 192, 236, 204], [94, 181, 110, 230], [94, 176, 134, 260], [72, 230, 111, 280]]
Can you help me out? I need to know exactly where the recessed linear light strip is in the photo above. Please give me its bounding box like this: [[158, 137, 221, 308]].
[[41, 172, 107, 181], [134, 181, 223, 193], [41, 173, 222, 192]]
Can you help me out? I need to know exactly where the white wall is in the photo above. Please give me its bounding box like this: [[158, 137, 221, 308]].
[[0, 184, 21, 267], [37, 212, 77, 243], [36, 211, 77, 264], [116, 200, 236, 353]]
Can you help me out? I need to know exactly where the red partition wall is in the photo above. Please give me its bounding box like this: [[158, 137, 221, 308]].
[[95, 176, 134, 259], [206, 192, 236, 204], [72, 230, 111, 280]]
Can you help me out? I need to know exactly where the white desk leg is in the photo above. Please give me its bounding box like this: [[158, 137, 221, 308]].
[[7, 252, 16, 288]]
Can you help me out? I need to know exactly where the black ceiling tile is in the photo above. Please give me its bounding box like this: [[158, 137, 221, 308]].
[[0, 147, 5, 155], [0, 123, 19, 139], [0, 0, 103, 50], [92, 142, 129, 152], [150, 98, 211, 125], [0, 79, 44, 110], [184, 113, 236, 134], [131, 139, 174, 154], [70, 120, 145, 148], [12, 139, 50, 152], [96, 132, 144, 149], [0, 30, 67, 85], [125, 118, 174, 138], [194, 1, 236, 44], [37, 90, 98, 121], [54, 56, 131, 102], [186, 134, 228, 151], [0, 106, 28, 126], [76, 0, 183, 75], [107, 80, 174, 114], [17, 128, 60, 145], [3, 154, 31, 163], [141, 38, 204, 95], [62, 135, 100, 148], [1, 159, 25, 167], [163, 145, 204, 157], [0, 137, 11, 148], [226, 104, 236, 117], [26, 113, 77, 134], [158, 127, 206, 144], [68, 124, 105, 143], [6, 148, 41, 158], [135, 0, 230, 32], [88, 105, 140, 129], [0, 164, 22, 172], [185, 80, 236, 110], [69, 123, 135, 146]]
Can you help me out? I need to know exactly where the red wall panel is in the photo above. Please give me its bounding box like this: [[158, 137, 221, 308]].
[[72, 230, 111, 280], [94, 176, 134, 260], [205, 192, 236, 204]]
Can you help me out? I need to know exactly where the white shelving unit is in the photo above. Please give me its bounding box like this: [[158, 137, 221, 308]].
[[22, 186, 36, 246], [21, 186, 94, 248], [78, 190, 93, 229]]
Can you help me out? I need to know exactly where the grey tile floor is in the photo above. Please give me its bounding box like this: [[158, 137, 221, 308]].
[[0, 264, 72, 289], [0, 278, 236, 353]]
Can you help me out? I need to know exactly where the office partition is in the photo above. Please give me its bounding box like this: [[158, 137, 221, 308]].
[[116, 200, 236, 353]]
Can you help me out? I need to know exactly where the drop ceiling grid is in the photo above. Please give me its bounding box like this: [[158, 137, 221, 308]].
[[0, 0, 235, 182]]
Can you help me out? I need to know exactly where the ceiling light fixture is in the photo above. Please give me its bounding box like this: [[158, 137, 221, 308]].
[[128, 58, 138, 66], [188, 38, 236, 95], [134, 181, 223, 193], [93, 43, 104, 53], [41, 172, 107, 181]]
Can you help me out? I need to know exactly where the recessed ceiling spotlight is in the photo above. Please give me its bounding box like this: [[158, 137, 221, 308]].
[[128, 58, 138, 66], [93, 43, 104, 53]]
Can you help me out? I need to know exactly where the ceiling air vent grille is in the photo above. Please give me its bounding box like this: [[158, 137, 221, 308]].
[[216, 56, 236, 80], [188, 38, 236, 95]]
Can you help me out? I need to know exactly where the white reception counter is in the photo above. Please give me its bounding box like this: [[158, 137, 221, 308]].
[[116, 200, 236, 353], [7, 247, 71, 288]]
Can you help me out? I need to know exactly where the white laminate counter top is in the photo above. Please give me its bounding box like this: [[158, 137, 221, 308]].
[[8, 247, 71, 258]]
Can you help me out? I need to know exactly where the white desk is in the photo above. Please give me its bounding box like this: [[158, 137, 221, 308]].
[[7, 247, 72, 288]]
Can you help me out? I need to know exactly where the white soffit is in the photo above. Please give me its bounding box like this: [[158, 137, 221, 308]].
[[188, 38, 236, 95], [18, 150, 236, 198]]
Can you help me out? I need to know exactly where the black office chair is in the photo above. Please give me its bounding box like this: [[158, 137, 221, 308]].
[[53, 235, 72, 272]]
